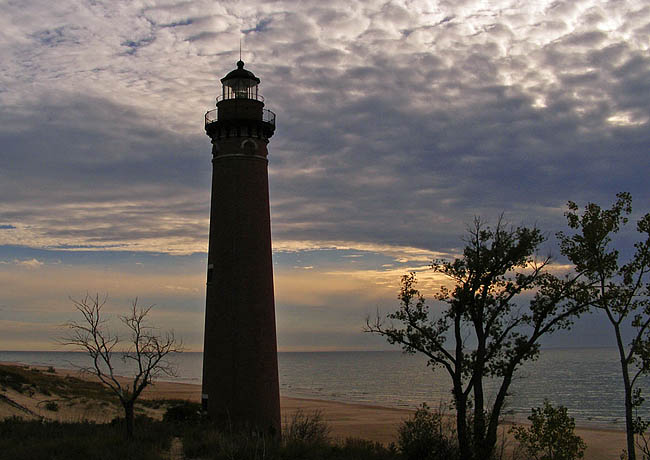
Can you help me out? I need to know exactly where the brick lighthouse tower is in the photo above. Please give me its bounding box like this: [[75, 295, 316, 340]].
[[202, 60, 280, 435]]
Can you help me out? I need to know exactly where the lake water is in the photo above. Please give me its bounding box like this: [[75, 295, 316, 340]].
[[1, 348, 647, 430]]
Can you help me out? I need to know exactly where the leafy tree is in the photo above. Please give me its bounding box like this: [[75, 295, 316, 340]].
[[367, 218, 592, 460], [62, 294, 182, 438], [511, 400, 586, 460], [558, 193, 650, 460]]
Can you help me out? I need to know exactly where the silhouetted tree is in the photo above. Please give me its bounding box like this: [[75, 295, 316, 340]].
[[558, 193, 650, 460], [62, 294, 182, 438], [367, 218, 592, 460]]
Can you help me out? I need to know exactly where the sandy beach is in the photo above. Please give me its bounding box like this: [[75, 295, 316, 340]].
[[0, 363, 633, 459]]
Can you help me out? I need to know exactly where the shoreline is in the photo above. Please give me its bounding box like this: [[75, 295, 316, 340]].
[[0, 359, 627, 432], [0, 349, 635, 432]]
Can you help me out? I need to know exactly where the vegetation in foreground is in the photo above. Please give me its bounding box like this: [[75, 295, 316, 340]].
[[510, 400, 586, 460], [181, 408, 397, 460], [397, 403, 458, 460], [0, 406, 397, 460], [0, 416, 174, 460]]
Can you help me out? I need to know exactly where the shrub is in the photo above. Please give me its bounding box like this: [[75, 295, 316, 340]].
[[163, 401, 203, 424], [284, 409, 331, 445], [398, 403, 458, 460], [47, 367, 56, 373], [332, 438, 398, 459], [110, 414, 155, 427], [182, 427, 274, 460], [44, 401, 59, 412], [510, 400, 586, 460], [0, 366, 29, 393]]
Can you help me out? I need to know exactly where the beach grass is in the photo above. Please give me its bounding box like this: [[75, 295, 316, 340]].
[[0, 416, 174, 460], [181, 424, 398, 460]]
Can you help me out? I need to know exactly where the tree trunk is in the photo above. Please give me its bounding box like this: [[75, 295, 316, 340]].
[[124, 400, 135, 439], [454, 382, 472, 460], [473, 326, 489, 459], [473, 370, 487, 457], [623, 377, 637, 460], [616, 328, 636, 460], [476, 367, 516, 460], [453, 306, 471, 460], [603, 307, 636, 460]]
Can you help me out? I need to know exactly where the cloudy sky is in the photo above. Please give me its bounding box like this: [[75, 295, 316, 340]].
[[1, 0, 648, 351]]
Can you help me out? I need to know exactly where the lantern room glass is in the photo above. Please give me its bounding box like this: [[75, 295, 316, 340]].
[[223, 78, 259, 100]]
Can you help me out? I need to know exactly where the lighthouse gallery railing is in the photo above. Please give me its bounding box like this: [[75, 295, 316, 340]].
[[204, 108, 276, 128]]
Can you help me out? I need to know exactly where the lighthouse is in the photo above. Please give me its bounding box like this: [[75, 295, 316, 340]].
[[201, 60, 280, 435]]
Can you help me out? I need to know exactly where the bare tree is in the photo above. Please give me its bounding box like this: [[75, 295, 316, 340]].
[[62, 294, 183, 438]]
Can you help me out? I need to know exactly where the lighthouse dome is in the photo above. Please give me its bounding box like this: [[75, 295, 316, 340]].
[[221, 61, 260, 85]]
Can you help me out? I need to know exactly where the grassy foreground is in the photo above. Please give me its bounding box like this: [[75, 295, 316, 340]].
[[0, 414, 399, 460], [0, 417, 174, 460], [180, 411, 398, 460]]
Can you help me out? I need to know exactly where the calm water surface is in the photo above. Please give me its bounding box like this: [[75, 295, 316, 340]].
[[1, 348, 647, 429]]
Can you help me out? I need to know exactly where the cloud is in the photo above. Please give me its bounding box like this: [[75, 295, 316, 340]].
[[1, 0, 648, 259], [1, 0, 649, 350], [14, 258, 44, 269]]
